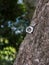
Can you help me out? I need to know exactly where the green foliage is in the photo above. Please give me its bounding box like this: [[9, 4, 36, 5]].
[[0, 0, 35, 65], [0, 17, 29, 64], [16, 4, 26, 17], [0, 3, 29, 64], [0, 0, 28, 65], [0, 17, 29, 51], [0, 47, 16, 65], [0, 47, 16, 60]]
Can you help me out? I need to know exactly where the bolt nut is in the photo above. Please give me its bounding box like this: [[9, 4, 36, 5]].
[[26, 26, 33, 33]]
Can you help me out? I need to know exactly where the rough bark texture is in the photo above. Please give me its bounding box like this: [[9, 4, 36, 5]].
[[13, 0, 49, 65]]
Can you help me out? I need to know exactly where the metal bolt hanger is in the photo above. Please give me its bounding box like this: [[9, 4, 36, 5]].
[[26, 21, 37, 33]]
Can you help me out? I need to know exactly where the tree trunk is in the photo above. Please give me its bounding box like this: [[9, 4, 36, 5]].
[[13, 0, 49, 65]]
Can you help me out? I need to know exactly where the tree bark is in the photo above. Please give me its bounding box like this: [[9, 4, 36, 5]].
[[13, 0, 49, 65]]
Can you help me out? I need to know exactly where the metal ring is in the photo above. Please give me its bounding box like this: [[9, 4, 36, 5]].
[[26, 26, 33, 33]]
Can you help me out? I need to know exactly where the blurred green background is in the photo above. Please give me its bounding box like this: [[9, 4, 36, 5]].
[[0, 0, 35, 65]]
